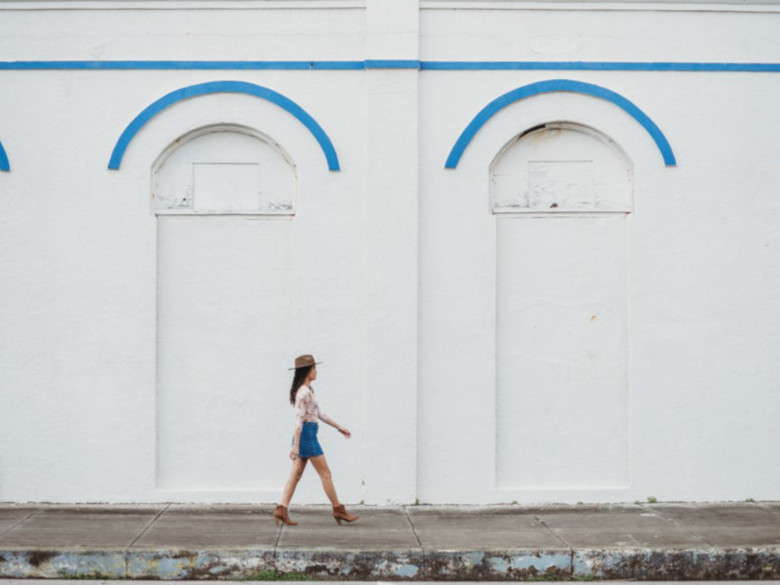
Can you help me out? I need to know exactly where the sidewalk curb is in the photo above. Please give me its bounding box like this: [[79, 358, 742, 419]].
[[423, 550, 572, 580], [574, 547, 780, 581], [2, 546, 780, 580]]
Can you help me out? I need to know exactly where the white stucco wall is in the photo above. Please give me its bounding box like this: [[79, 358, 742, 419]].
[[0, 0, 779, 504]]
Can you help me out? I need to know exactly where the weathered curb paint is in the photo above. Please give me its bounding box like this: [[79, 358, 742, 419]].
[[0, 550, 126, 579], [573, 547, 780, 581], [275, 549, 425, 580], [423, 549, 572, 580], [2, 546, 780, 580], [126, 549, 276, 580]]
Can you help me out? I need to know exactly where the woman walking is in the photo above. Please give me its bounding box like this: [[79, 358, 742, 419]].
[[274, 354, 359, 526]]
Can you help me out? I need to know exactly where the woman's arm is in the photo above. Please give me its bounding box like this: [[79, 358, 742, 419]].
[[319, 412, 351, 438], [290, 427, 302, 459]]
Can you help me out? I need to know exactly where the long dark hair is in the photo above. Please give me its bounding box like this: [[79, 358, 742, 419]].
[[289, 365, 313, 406]]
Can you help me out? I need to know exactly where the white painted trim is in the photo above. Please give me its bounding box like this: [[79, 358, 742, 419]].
[[1, 0, 776, 13], [0, 0, 364, 11], [421, 0, 780, 13]]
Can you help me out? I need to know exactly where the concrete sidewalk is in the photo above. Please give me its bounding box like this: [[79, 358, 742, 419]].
[[0, 503, 778, 580]]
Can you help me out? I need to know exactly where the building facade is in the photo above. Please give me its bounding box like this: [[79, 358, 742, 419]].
[[1, 0, 779, 504]]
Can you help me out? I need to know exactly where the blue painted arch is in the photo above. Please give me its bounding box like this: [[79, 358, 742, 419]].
[[109, 80, 340, 171], [445, 79, 676, 169], [0, 139, 9, 171]]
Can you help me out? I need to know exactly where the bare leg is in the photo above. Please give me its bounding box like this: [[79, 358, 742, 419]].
[[309, 455, 340, 507], [279, 457, 308, 508]]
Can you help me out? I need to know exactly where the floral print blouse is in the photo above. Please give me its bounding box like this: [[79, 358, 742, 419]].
[[293, 384, 332, 432]]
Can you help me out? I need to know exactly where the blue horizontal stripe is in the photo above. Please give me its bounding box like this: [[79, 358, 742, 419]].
[[1, 60, 779, 72], [422, 61, 780, 72], [365, 59, 421, 69], [0, 60, 365, 70]]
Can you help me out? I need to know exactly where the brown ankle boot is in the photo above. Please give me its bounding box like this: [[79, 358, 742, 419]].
[[273, 505, 298, 526], [332, 504, 359, 525]]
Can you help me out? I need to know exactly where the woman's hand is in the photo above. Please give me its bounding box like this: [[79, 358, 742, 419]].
[[338, 427, 352, 439], [289, 448, 298, 460]]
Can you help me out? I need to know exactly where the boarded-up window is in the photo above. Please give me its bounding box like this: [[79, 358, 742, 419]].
[[152, 125, 295, 492], [493, 123, 632, 490], [153, 125, 296, 215], [490, 123, 631, 214]]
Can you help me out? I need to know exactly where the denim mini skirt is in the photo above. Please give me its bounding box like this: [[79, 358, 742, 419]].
[[294, 421, 324, 458]]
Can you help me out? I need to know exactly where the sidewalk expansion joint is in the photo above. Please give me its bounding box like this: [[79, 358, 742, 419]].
[[402, 506, 426, 578], [534, 514, 572, 549], [127, 503, 170, 549], [402, 506, 423, 549], [533, 514, 575, 577], [648, 504, 715, 547], [0, 507, 41, 540], [273, 515, 283, 551], [123, 503, 171, 579]]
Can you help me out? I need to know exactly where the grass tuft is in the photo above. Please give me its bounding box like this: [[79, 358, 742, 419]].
[[56, 570, 110, 580], [247, 569, 311, 581]]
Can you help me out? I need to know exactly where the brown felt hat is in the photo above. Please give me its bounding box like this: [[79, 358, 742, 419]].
[[289, 354, 322, 370]]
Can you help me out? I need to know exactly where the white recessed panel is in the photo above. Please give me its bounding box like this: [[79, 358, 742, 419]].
[[528, 160, 594, 210], [193, 163, 259, 212], [491, 124, 631, 214], [154, 126, 296, 492], [495, 216, 629, 490], [493, 123, 631, 491], [156, 217, 292, 491], [154, 126, 295, 215]]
